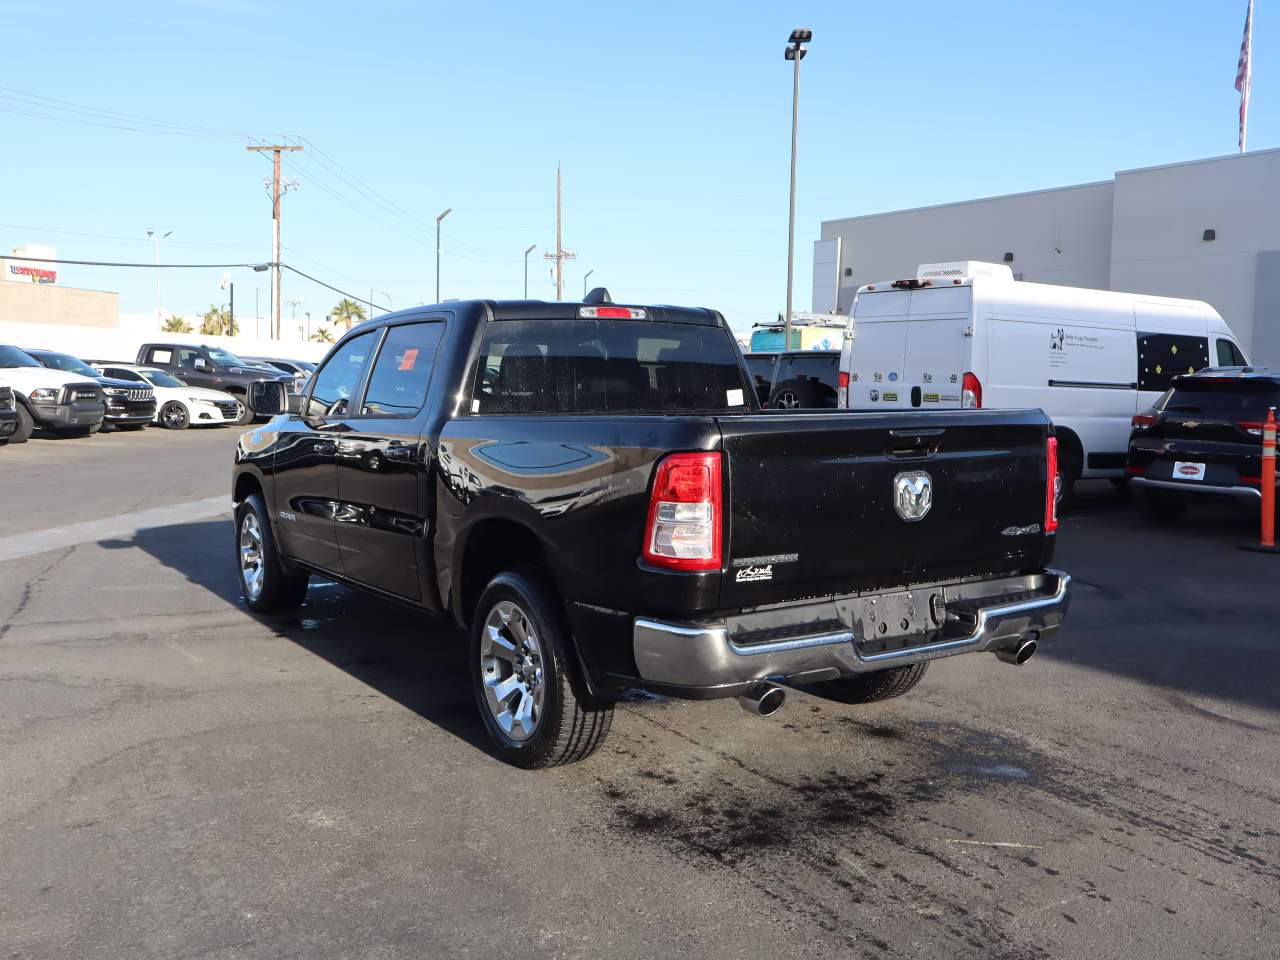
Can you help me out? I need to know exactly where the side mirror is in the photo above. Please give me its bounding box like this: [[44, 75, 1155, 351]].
[[288, 393, 303, 415], [248, 380, 288, 417], [193, 358, 208, 370]]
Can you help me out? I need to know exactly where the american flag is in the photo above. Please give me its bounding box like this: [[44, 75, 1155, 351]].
[[1236, 0, 1254, 152]]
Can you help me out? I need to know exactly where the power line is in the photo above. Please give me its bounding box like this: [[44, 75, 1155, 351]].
[[280, 264, 381, 312], [1, 254, 265, 269]]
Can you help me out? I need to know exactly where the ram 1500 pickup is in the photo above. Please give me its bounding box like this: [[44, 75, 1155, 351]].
[[232, 293, 1071, 767]]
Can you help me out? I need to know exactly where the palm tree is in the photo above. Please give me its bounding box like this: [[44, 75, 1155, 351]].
[[163, 315, 192, 333], [332, 298, 366, 330], [311, 325, 335, 344], [199, 304, 231, 336]]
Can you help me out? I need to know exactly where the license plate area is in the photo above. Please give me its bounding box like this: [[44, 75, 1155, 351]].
[[846, 588, 944, 646], [1173, 461, 1206, 481]]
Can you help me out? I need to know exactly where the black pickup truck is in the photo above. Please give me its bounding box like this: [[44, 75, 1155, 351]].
[[232, 293, 1071, 767], [136, 342, 294, 424]]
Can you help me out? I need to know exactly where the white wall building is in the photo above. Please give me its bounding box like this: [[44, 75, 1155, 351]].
[[814, 149, 1280, 366]]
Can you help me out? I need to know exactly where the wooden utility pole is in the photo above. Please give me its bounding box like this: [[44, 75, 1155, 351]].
[[543, 164, 575, 300], [246, 143, 303, 338]]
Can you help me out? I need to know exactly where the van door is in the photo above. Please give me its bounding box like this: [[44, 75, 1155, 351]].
[[902, 317, 971, 408], [846, 289, 911, 410]]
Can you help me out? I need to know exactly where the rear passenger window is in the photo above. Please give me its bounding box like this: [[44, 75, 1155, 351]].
[[1137, 333, 1210, 392], [473, 319, 748, 414], [149, 349, 172, 365], [306, 331, 376, 418], [1216, 339, 1248, 367], [361, 322, 445, 416]]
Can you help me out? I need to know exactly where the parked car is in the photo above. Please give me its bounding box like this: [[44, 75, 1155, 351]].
[[24, 349, 156, 431], [1127, 366, 1280, 521], [242, 356, 313, 395], [750, 350, 840, 409], [92, 363, 243, 429], [743, 352, 777, 405], [231, 293, 1071, 769], [0, 382, 18, 444], [0, 344, 104, 442], [135, 342, 293, 425], [839, 260, 1249, 496]]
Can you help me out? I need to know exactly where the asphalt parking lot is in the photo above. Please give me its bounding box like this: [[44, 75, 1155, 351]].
[[2, 428, 1278, 959]]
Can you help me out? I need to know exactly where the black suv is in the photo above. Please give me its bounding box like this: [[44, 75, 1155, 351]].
[[136, 342, 293, 424], [24, 349, 156, 430], [1128, 366, 1280, 520], [745, 350, 840, 409]]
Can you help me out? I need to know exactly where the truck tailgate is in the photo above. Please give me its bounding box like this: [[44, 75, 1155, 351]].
[[716, 409, 1053, 609]]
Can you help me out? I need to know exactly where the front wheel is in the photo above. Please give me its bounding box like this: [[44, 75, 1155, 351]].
[[159, 401, 190, 430], [10, 406, 34, 443], [809, 662, 930, 704], [232, 398, 255, 425], [235, 493, 309, 613], [471, 572, 613, 768]]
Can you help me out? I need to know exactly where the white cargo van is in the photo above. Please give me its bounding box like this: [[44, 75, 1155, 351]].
[[838, 261, 1249, 487]]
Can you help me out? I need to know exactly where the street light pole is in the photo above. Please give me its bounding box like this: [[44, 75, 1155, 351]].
[[436, 208, 452, 303], [583, 269, 594, 298], [146, 227, 172, 327], [523, 244, 536, 298], [370, 289, 391, 323], [783, 28, 811, 352]]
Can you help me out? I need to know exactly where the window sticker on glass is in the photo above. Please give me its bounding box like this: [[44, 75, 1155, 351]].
[[726, 388, 744, 406], [398, 348, 419, 372]]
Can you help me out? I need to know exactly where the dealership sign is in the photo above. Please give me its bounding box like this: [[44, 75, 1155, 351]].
[[4, 243, 57, 284]]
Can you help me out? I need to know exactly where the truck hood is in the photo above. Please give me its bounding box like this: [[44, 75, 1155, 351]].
[[0, 366, 100, 394]]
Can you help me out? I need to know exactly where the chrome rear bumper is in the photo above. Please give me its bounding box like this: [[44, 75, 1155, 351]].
[[634, 570, 1071, 694]]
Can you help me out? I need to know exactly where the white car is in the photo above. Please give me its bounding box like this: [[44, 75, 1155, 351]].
[[93, 363, 243, 429]]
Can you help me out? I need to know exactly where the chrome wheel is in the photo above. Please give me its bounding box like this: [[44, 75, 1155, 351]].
[[776, 390, 800, 409], [239, 511, 265, 601], [480, 600, 545, 743], [161, 401, 188, 429]]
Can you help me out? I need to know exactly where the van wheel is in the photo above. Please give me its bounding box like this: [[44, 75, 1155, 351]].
[[471, 571, 613, 768], [9, 406, 34, 444], [810, 662, 929, 704], [1057, 441, 1083, 506], [235, 494, 309, 613]]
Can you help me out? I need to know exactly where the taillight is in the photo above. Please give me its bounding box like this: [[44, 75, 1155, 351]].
[[1045, 436, 1060, 534], [1239, 420, 1265, 437], [961, 372, 982, 408], [837, 370, 849, 407], [1132, 413, 1157, 431], [643, 452, 723, 570]]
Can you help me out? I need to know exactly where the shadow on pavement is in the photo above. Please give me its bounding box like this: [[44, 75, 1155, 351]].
[[1048, 481, 1280, 712], [111, 518, 496, 758]]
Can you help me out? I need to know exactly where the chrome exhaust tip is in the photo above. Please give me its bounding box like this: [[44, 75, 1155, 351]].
[[994, 637, 1038, 665], [737, 683, 786, 717]]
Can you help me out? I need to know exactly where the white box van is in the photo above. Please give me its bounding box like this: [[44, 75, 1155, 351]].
[[838, 261, 1250, 487]]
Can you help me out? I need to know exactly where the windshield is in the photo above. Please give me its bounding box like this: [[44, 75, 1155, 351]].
[[206, 347, 251, 367], [0, 345, 41, 368], [141, 368, 185, 388], [36, 352, 99, 377], [473, 319, 750, 414]]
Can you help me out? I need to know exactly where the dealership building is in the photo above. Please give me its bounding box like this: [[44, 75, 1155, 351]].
[[813, 148, 1280, 366]]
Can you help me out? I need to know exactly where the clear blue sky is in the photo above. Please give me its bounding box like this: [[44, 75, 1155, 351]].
[[1, 0, 1270, 334]]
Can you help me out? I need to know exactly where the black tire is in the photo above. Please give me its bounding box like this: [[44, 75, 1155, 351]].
[[159, 401, 190, 430], [471, 571, 613, 768], [769, 378, 819, 410], [88, 421, 103, 435], [232, 397, 255, 425], [810, 662, 930, 704], [234, 493, 309, 613], [10, 405, 34, 444], [1056, 439, 1083, 507], [1140, 489, 1186, 524]]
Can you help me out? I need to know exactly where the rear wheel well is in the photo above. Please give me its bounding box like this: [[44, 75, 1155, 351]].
[[458, 520, 553, 628], [1054, 427, 1084, 482]]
